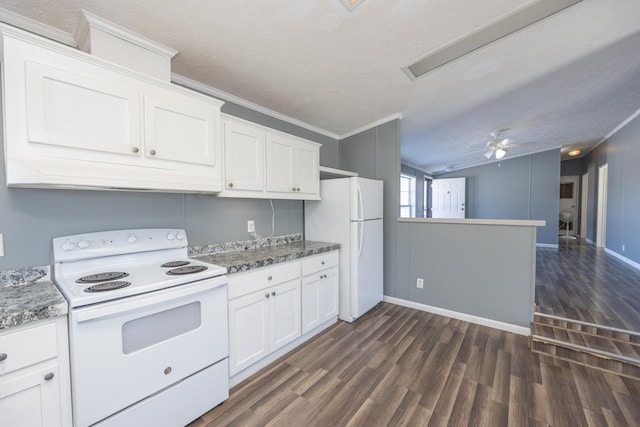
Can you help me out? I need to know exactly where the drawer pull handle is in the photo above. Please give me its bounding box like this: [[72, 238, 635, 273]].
[[228, 183, 234, 188], [132, 147, 140, 153], [272, 291, 276, 296], [321, 261, 325, 265], [0, 353, 7, 361], [164, 367, 172, 375], [267, 276, 273, 281], [44, 372, 55, 381], [266, 293, 270, 298], [150, 149, 157, 155]]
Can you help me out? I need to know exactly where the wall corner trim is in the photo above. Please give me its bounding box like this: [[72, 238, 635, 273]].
[[383, 296, 530, 336]]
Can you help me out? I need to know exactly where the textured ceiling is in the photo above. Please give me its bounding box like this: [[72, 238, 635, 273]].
[[1, 0, 639, 174]]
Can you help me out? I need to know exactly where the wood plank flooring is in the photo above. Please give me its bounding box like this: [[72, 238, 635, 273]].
[[188, 303, 640, 427], [536, 239, 640, 332]]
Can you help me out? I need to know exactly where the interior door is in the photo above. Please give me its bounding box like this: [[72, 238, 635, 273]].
[[431, 178, 465, 218], [559, 176, 579, 236]]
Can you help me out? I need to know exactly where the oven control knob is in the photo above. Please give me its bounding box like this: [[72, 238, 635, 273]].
[[62, 241, 75, 251], [176, 232, 185, 241], [166, 232, 176, 241], [78, 239, 90, 249], [127, 234, 138, 244]]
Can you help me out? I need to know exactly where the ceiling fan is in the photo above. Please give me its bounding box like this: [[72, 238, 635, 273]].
[[484, 132, 513, 159]]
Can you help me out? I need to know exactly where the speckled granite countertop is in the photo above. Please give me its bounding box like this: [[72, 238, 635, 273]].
[[195, 240, 340, 274], [0, 281, 68, 330]]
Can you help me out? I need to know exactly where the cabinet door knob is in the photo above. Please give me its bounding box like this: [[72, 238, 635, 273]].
[[292, 187, 296, 191], [228, 183, 234, 188], [132, 147, 140, 153], [265, 293, 270, 298], [0, 353, 7, 361], [267, 275, 273, 281], [297, 188, 301, 192], [150, 149, 157, 155], [272, 291, 276, 296], [321, 261, 325, 265], [44, 372, 55, 381]]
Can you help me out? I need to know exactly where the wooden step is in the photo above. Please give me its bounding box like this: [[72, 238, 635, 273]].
[[531, 311, 640, 380]]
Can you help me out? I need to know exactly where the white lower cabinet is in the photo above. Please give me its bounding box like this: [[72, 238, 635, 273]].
[[301, 252, 339, 334], [228, 252, 339, 379], [0, 318, 72, 427], [228, 275, 301, 376]]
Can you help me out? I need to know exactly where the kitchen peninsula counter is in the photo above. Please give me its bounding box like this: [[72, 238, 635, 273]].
[[194, 240, 340, 275]]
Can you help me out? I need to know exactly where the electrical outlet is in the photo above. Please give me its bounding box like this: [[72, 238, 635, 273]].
[[0, 234, 4, 257], [416, 278, 424, 289], [247, 220, 255, 233]]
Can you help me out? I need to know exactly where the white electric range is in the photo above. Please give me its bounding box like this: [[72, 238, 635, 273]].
[[52, 228, 229, 427]]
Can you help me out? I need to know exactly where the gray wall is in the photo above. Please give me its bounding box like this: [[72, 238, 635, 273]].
[[340, 120, 401, 298], [583, 113, 640, 263], [399, 221, 536, 327], [400, 163, 430, 218], [437, 149, 560, 245], [0, 95, 328, 270], [561, 158, 583, 176]]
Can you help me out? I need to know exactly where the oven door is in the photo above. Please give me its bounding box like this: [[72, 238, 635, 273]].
[[68, 277, 228, 427]]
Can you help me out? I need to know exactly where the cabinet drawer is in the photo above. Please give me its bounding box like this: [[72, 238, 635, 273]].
[[228, 261, 300, 299], [0, 322, 58, 375], [301, 251, 339, 276]]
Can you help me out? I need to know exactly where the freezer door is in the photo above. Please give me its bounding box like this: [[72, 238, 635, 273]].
[[350, 178, 383, 221], [350, 218, 383, 319]]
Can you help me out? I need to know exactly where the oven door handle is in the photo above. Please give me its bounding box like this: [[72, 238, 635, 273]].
[[74, 277, 227, 323]]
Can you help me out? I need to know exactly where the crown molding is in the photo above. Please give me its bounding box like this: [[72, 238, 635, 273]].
[[585, 106, 640, 156], [171, 73, 340, 140], [0, 7, 76, 46], [339, 113, 404, 140]]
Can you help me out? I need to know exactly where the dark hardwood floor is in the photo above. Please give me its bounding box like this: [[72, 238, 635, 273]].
[[188, 303, 640, 427], [536, 239, 640, 331]]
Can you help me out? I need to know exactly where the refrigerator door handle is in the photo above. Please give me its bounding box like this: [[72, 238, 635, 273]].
[[357, 221, 364, 259], [357, 182, 365, 221]]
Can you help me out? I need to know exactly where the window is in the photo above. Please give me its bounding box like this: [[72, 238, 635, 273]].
[[560, 182, 574, 199], [400, 174, 416, 217]]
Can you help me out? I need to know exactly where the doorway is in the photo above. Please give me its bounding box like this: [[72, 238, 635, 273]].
[[431, 177, 465, 218], [596, 164, 608, 248], [559, 176, 579, 237]]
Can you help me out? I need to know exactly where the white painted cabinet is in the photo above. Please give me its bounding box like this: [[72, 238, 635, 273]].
[[0, 318, 72, 427], [223, 118, 266, 192], [219, 115, 321, 200], [228, 263, 302, 376], [266, 134, 320, 197], [1, 25, 223, 193], [301, 251, 339, 334]]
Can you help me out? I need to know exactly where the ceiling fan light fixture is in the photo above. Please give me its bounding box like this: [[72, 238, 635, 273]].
[[484, 150, 493, 159], [495, 148, 507, 159]]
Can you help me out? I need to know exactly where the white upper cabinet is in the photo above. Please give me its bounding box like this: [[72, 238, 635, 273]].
[[219, 115, 321, 200], [223, 118, 266, 192], [1, 25, 224, 193]]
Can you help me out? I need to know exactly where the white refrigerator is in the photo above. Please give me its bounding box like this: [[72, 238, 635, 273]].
[[305, 177, 383, 322]]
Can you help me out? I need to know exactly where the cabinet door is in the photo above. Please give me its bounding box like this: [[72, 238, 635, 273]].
[[295, 142, 319, 195], [144, 94, 219, 166], [0, 363, 62, 427], [321, 267, 340, 322], [24, 60, 142, 157], [224, 120, 265, 191], [269, 279, 302, 351], [228, 293, 270, 376], [302, 274, 322, 334], [266, 134, 295, 193]]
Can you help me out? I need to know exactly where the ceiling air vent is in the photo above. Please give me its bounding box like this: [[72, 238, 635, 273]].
[[403, 0, 583, 80]]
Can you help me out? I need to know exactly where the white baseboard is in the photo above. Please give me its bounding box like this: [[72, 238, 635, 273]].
[[604, 248, 640, 271], [536, 243, 558, 248], [585, 238, 594, 245], [383, 296, 530, 336]]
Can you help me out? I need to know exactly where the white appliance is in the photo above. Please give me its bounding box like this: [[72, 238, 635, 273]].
[[305, 177, 383, 322], [52, 229, 229, 427]]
